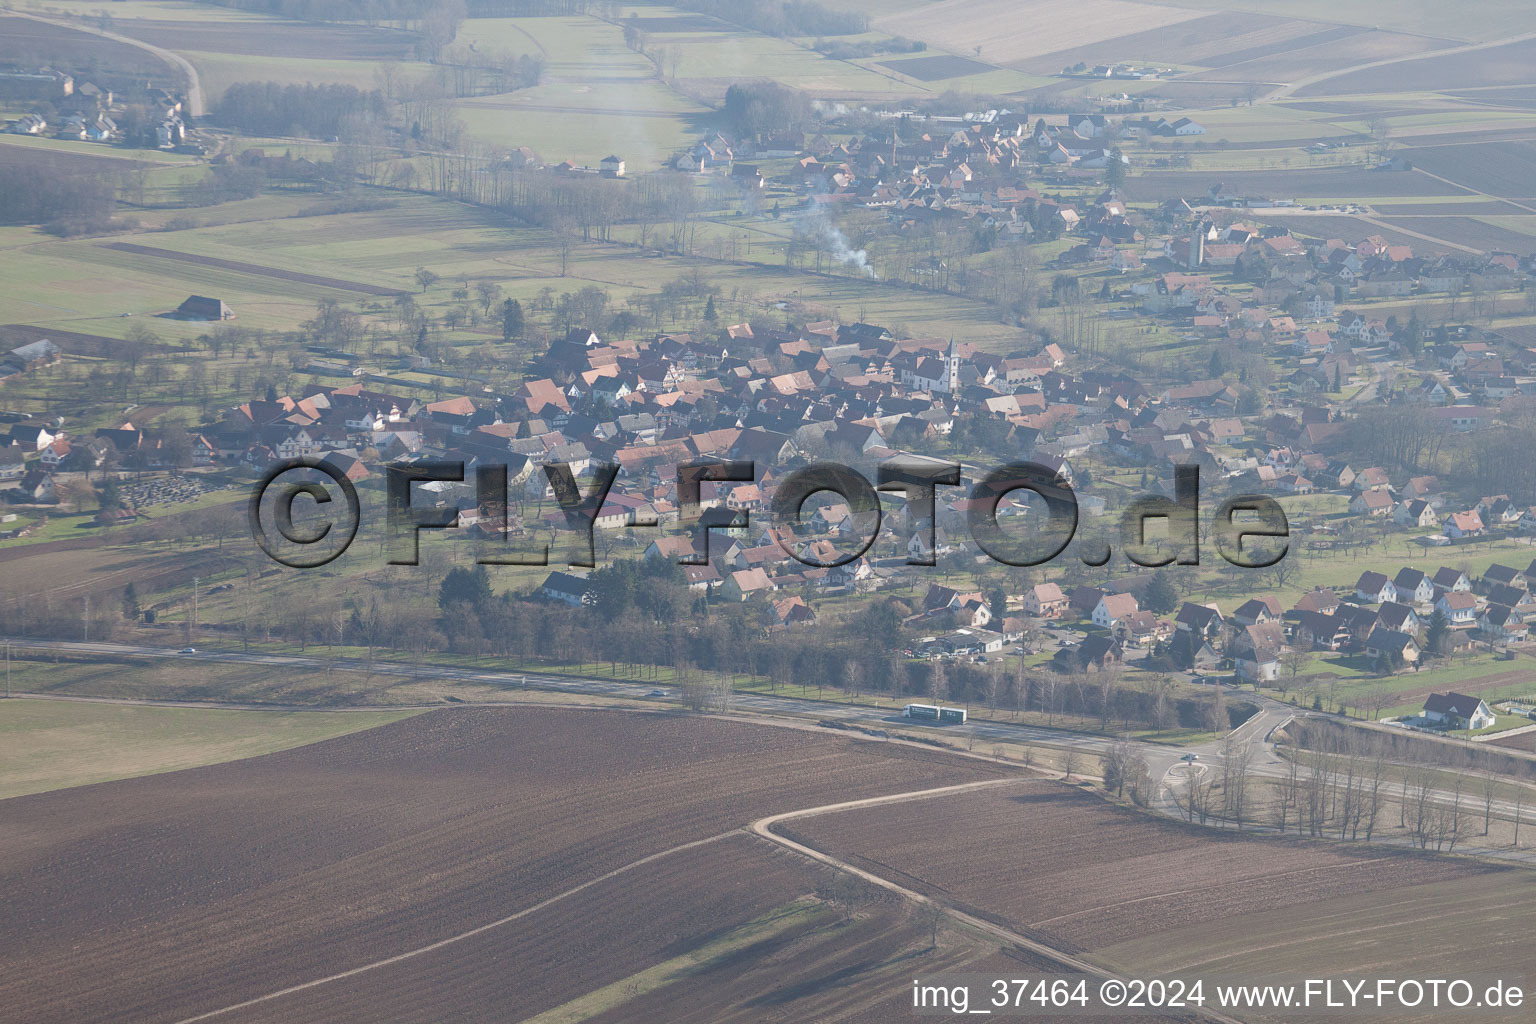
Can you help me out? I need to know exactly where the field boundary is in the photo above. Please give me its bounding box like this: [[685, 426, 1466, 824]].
[[103, 242, 406, 296]]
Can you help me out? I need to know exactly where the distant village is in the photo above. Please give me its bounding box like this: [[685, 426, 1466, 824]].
[[0, 65, 194, 150], [6, 93, 1536, 705]]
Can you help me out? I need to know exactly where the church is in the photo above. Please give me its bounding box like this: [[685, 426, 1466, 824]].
[[897, 338, 962, 395]]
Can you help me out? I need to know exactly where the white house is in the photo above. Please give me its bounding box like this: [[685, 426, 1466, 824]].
[[1443, 510, 1485, 539], [1434, 589, 1479, 627], [1354, 571, 1396, 604], [1391, 568, 1436, 605], [1422, 692, 1494, 730], [1394, 500, 1438, 529], [1091, 592, 1139, 630], [540, 571, 592, 607]]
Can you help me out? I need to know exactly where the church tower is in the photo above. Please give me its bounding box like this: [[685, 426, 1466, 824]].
[[945, 337, 961, 394]]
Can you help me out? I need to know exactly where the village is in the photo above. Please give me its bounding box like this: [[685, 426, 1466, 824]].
[[6, 88, 1536, 735]]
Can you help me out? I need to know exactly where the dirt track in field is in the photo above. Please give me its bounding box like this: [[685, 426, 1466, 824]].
[[104, 242, 405, 296], [785, 781, 1501, 954]]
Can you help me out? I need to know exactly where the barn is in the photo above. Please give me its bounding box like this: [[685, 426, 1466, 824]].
[[175, 295, 235, 320]]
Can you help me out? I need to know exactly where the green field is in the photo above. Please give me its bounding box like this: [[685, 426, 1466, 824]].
[[185, 49, 400, 96], [0, 697, 420, 800]]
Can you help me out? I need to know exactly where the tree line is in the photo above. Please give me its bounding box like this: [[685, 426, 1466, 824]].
[[0, 164, 115, 235], [215, 82, 388, 140]]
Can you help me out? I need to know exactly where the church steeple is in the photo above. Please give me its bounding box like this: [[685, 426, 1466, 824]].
[[945, 337, 960, 394]]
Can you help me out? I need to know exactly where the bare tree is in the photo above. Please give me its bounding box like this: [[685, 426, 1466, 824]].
[[1446, 775, 1468, 853], [1220, 735, 1254, 829], [1102, 734, 1136, 798], [1362, 754, 1386, 841], [1189, 770, 1217, 825], [1124, 756, 1154, 807], [825, 871, 868, 922], [1060, 745, 1080, 782], [915, 900, 945, 949], [1276, 753, 1301, 833], [843, 659, 864, 700]]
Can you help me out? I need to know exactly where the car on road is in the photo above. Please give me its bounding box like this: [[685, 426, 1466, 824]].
[[1180, 753, 1199, 762], [645, 689, 668, 697], [179, 647, 197, 654]]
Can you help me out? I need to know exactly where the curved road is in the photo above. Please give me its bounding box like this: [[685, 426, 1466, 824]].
[[9, 10, 204, 116]]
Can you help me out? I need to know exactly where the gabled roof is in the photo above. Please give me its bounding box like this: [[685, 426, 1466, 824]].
[[1175, 602, 1221, 629], [1423, 692, 1487, 717], [1431, 567, 1468, 588], [1097, 592, 1138, 618], [1355, 571, 1390, 592]]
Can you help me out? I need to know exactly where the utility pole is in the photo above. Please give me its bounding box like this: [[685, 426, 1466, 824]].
[[5, 640, 10, 699], [83, 594, 90, 643], [192, 576, 199, 640]]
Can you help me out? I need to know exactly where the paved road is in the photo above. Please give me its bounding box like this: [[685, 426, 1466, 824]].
[[8, 637, 1536, 857], [0, 637, 1160, 760]]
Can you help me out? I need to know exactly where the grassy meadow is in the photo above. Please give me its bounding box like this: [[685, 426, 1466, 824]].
[[0, 697, 420, 799]]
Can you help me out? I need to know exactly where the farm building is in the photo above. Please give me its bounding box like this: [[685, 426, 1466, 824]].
[[175, 295, 235, 321], [4, 338, 61, 373]]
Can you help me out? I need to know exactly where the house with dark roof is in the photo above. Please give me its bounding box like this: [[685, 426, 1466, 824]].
[[1483, 563, 1527, 591], [1377, 602, 1420, 634], [1422, 692, 1494, 730], [539, 571, 592, 607], [1479, 603, 1528, 644], [1365, 627, 1420, 667], [1392, 568, 1435, 605], [1232, 596, 1282, 627], [1354, 571, 1395, 604], [1174, 601, 1223, 638], [1052, 635, 1122, 673], [1431, 566, 1471, 592]]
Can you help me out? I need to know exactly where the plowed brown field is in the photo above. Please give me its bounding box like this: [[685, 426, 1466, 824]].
[[783, 781, 1510, 957], [0, 708, 1010, 1024]]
